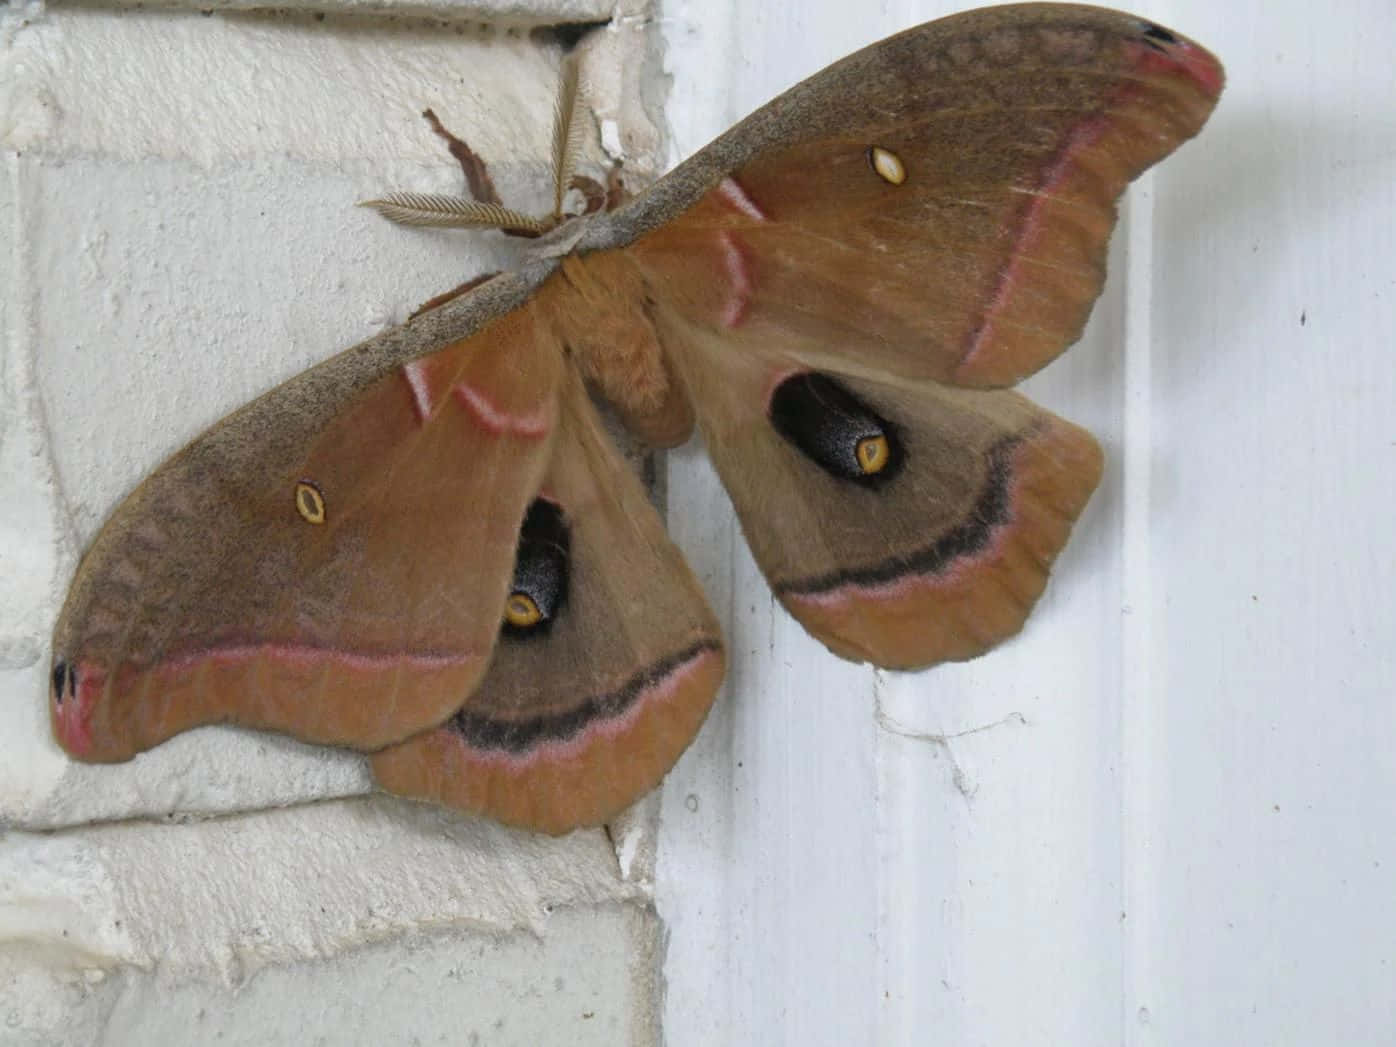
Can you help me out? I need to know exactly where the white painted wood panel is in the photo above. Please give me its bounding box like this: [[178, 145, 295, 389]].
[[655, 3, 1396, 1045], [1129, 2, 1396, 1042]]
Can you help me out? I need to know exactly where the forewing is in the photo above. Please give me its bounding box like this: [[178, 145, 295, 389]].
[[51, 274, 565, 760], [595, 4, 1222, 388]]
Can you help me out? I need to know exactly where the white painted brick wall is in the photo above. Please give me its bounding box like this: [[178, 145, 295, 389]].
[[2, 2, 666, 1042], [5, 1, 1394, 1044]]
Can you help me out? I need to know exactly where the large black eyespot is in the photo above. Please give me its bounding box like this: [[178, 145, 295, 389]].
[[768, 373, 904, 488], [502, 498, 569, 638]]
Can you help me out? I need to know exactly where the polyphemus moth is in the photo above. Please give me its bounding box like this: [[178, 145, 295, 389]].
[[47, 5, 1222, 834]]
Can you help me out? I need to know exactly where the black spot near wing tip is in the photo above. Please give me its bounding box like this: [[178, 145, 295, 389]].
[[50, 660, 74, 703]]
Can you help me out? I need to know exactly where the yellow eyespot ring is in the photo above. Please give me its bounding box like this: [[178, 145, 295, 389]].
[[868, 146, 906, 186], [295, 481, 326, 525], [504, 592, 543, 628], [856, 435, 890, 474]]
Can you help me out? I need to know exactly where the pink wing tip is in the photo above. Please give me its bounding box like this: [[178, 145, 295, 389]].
[[1167, 39, 1225, 97], [52, 661, 98, 756], [1134, 24, 1226, 98]]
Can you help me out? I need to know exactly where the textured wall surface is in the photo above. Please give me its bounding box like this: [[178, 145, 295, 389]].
[[4, 1, 1394, 1045], [1, 2, 665, 1043]]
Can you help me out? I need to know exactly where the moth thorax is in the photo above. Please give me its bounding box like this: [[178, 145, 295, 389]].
[[551, 253, 671, 417]]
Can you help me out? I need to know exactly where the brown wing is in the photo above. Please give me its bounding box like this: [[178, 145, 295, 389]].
[[601, 4, 1222, 388], [51, 278, 566, 761], [372, 364, 724, 835]]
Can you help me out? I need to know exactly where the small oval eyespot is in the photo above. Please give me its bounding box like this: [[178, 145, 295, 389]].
[[504, 593, 544, 629], [295, 481, 326, 525], [856, 435, 891, 475], [868, 146, 907, 185]]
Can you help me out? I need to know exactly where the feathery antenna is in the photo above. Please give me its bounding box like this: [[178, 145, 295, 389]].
[[550, 54, 585, 219], [365, 56, 592, 237], [358, 194, 550, 235]]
